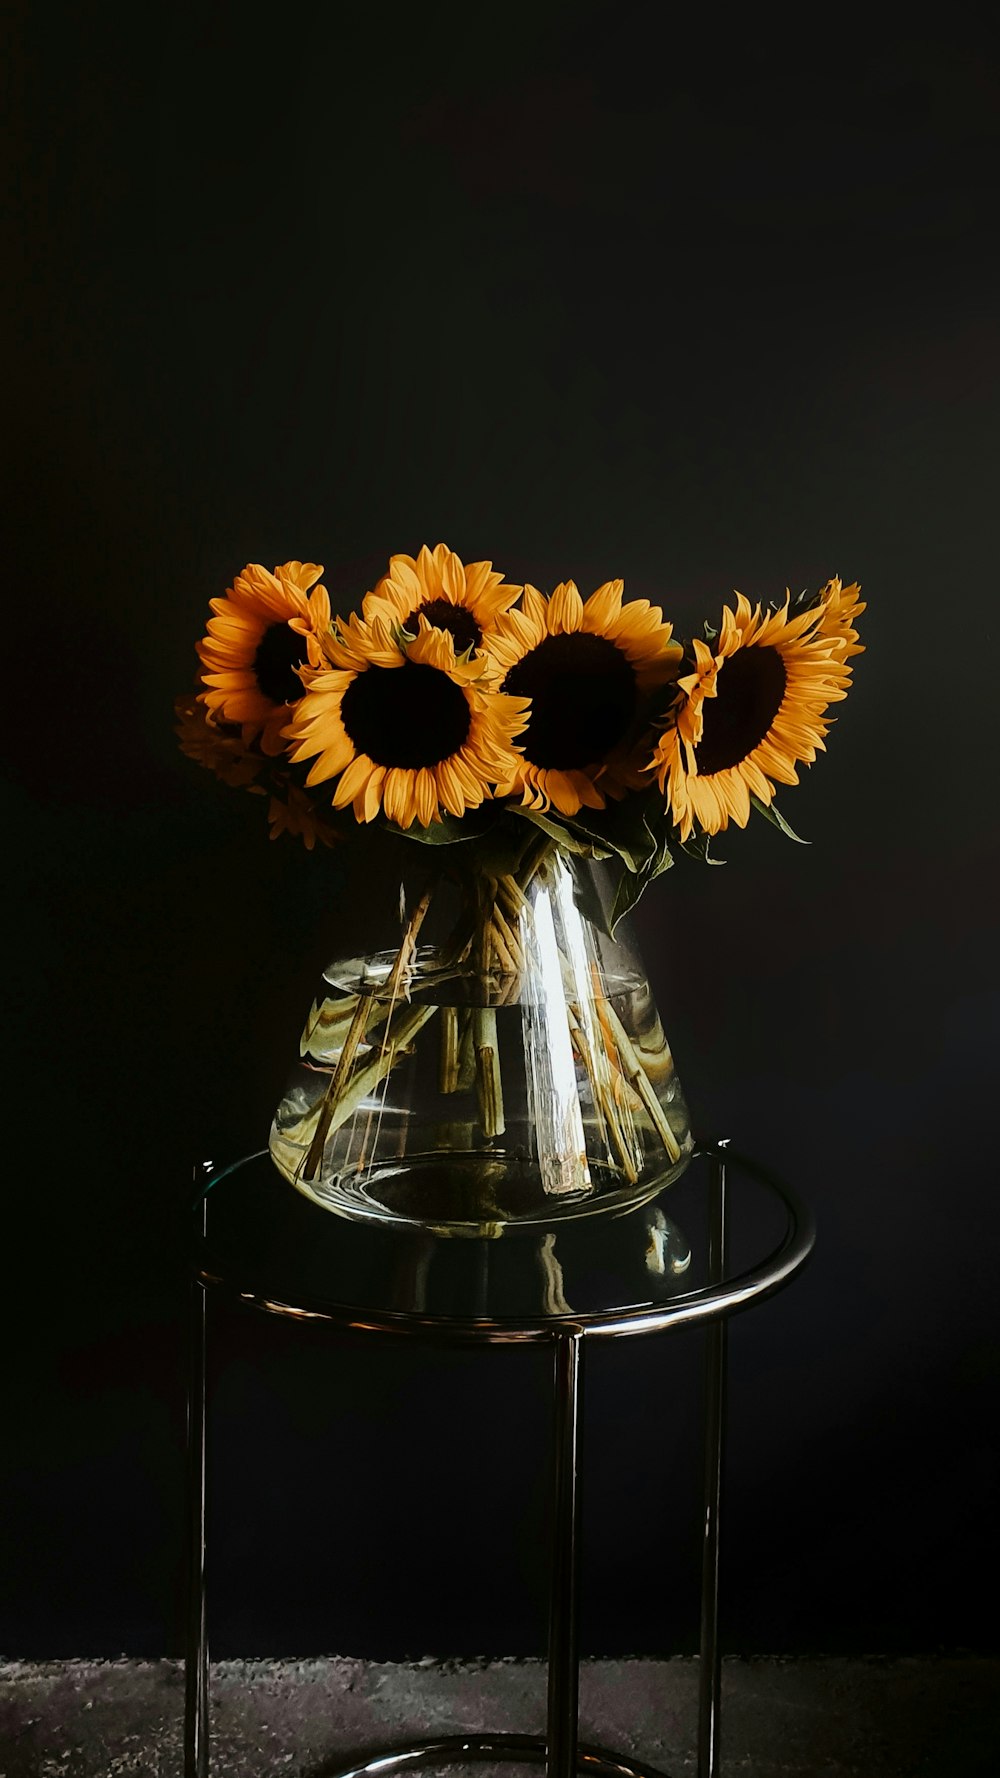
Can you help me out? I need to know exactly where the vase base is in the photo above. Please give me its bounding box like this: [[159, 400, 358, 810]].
[[271, 1140, 694, 1237]]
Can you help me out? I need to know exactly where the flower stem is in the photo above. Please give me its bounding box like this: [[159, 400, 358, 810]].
[[474, 1005, 505, 1138], [517, 832, 557, 893], [299, 883, 433, 1181], [456, 1010, 476, 1092], [323, 1001, 437, 1138], [600, 997, 681, 1162], [439, 1005, 460, 1094], [567, 1003, 640, 1183]]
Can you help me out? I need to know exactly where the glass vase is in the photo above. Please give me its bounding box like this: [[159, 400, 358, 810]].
[[269, 835, 693, 1235]]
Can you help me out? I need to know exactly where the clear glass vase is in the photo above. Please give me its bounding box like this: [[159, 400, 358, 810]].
[[269, 835, 693, 1236]]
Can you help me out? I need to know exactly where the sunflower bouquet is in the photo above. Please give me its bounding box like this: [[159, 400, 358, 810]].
[[177, 545, 863, 1231]]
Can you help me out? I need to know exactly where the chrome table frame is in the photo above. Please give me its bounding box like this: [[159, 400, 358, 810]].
[[185, 1140, 814, 1778]]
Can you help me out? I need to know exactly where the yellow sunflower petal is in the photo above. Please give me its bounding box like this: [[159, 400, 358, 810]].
[[361, 765, 386, 823], [582, 579, 624, 634], [409, 619, 488, 680], [382, 767, 411, 827], [331, 753, 376, 808], [815, 577, 866, 659], [436, 758, 467, 818], [277, 561, 323, 595], [547, 581, 585, 634]]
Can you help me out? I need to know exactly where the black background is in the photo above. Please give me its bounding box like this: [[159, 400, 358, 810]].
[[4, 3, 999, 1658]]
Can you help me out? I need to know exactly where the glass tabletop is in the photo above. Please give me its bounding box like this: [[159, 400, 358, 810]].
[[194, 1144, 813, 1340]]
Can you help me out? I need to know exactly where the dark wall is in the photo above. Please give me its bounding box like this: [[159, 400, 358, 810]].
[[4, 5, 998, 1656]]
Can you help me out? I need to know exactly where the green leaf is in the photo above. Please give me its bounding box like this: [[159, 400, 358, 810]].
[[570, 812, 649, 873], [567, 853, 613, 934], [464, 814, 537, 880], [387, 808, 499, 846], [750, 794, 809, 844], [791, 585, 820, 613], [679, 831, 726, 865], [608, 837, 674, 933], [562, 786, 670, 874], [565, 826, 675, 938], [504, 789, 676, 936], [512, 805, 612, 858]]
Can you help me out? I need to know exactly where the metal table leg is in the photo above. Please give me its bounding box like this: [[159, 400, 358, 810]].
[[547, 1327, 584, 1778], [184, 1139, 763, 1778], [698, 1151, 728, 1778], [185, 1196, 210, 1778]]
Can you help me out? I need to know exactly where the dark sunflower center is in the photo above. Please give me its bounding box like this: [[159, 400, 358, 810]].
[[694, 645, 787, 776], [503, 632, 637, 770], [415, 598, 482, 653], [340, 660, 471, 769], [253, 621, 308, 705]]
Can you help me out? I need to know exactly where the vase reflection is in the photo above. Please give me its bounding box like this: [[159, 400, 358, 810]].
[[380, 1205, 692, 1320]]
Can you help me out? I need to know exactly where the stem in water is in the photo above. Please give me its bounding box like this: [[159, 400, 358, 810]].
[[439, 1005, 460, 1094], [474, 1005, 505, 1138], [299, 883, 434, 1181], [601, 997, 680, 1162]]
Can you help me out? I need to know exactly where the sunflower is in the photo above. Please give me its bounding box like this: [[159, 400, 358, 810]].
[[812, 576, 866, 660], [650, 590, 856, 841], [197, 560, 330, 755], [266, 783, 341, 850], [361, 542, 521, 654], [488, 579, 683, 816], [284, 614, 529, 829], [174, 694, 264, 789]]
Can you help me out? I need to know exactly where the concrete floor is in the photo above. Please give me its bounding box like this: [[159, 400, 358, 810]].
[[1, 1656, 997, 1777]]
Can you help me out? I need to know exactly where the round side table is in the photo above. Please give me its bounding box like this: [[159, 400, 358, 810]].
[[185, 1140, 814, 1778]]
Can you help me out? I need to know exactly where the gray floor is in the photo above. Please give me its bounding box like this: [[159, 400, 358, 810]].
[[1, 1656, 997, 1777]]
